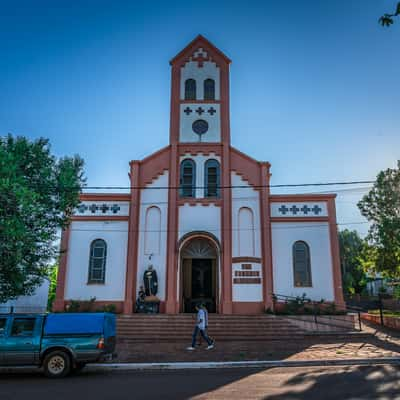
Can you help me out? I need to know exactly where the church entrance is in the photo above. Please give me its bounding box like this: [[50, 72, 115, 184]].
[[180, 236, 219, 313]]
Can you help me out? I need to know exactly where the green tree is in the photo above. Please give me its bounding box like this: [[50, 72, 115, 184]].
[[47, 264, 58, 311], [0, 135, 85, 302], [358, 161, 400, 278], [339, 229, 368, 295], [379, 1, 400, 26]]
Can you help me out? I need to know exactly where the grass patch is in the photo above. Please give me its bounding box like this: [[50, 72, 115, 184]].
[[368, 309, 400, 318]]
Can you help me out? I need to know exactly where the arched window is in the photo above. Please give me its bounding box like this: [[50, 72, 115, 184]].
[[293, 241, 312, 287], [204, 159, 220, 198], [180, 159, 196, 197], [204, 79, 215, 100], [185, 79, 196, 100], [88, 239, 107, 284]]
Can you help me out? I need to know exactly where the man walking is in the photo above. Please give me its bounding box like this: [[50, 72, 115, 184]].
[[186, 303, 214, 351]]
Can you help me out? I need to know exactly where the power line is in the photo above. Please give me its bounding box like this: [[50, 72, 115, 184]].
[[20, 180, 375, 191], [67, 221, 369, 234], [79, 180, 374, 191]]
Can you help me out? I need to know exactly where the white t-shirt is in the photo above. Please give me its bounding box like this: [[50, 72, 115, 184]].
[[196, 309, 206, 330]]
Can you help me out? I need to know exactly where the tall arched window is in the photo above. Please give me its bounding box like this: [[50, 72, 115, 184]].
[[293, 241, 312, 287], [204, 79, 215, 100], [180, 159, 196, 197], [204, 159, 220, 198], [185, 79, 196, 100], [88, 239, 107, 284]]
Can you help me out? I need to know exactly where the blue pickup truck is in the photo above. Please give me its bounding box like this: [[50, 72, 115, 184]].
[[0, 312, 116, 378]]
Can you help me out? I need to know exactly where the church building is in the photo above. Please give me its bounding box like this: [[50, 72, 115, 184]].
[[54, 35, 344, 314]]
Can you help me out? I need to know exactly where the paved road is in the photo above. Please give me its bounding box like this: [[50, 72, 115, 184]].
[[0, 365, 400, 400]]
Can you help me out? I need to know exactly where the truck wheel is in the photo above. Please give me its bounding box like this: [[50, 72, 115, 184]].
[[43, 351, 71, 378]]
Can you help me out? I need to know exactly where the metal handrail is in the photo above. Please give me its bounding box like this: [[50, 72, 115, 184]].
[[271, 292, 363, 331]]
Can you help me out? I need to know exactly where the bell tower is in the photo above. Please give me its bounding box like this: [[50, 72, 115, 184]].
[[169, 35, 231, 145]]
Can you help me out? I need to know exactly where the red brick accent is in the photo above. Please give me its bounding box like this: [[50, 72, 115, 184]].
[[233, 278, 261, 284], [80, 193, 131, 201], [165, 144, 179, 314], [71, 216, 129, 221], [235, 271, 260, 277], [230, 147, 262, 189], [270, 217, 329, 223], [241, 264, 252, 270], [124, 161, 141, 314], [53, 226, 71, 312], [259, 162, 273, 311], [139, 146, 171, 186], [327, 198, 345, 307], [177, 199, 222, 207], [232, 302, 264, 314], [270, 194, 336, 202], [232, 257, 261, 264], [169, 34, 231, 68]]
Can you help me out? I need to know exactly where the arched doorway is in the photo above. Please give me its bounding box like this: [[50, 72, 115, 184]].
[[179, 234, 220, 313]]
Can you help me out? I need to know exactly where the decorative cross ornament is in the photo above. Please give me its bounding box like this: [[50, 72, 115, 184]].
[[100, 204, 109, 213], [301, 205, 311, 214], [195, 107, 205, 115], [208, 107, 216, 115], [89, 204, 98, 213], [111, 204, 121, 214], [78, 204, 88, 213], [192, 48, 209, 68], [278, 205, 289, 215], [312, 205, 322, 215], [184, 107, 192, 115], [290, 205, 300, 215]]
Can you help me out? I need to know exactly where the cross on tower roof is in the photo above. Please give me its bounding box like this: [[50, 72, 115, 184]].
[[192, 48, 209, 68]]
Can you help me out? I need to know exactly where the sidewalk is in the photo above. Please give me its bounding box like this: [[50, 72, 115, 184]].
[[114, 321, 400, 364]]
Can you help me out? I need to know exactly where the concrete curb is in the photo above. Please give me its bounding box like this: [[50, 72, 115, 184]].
[[87, 358, 400, 371]]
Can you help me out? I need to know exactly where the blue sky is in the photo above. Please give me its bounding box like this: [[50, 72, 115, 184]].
[[0, 0, 399, 235]]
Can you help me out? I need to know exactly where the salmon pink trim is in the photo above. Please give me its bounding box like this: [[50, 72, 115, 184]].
[[80, 193, 130, 201], [327, 198, 345, 307], [53, 226, 71, 312], [71, 216, 129, 221], [124, 161, 141, 314]]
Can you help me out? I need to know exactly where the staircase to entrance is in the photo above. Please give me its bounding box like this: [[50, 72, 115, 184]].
[[115, 314, 371, 363]]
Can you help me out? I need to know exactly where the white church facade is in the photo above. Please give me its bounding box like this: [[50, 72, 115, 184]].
[[54, 35, 344, 314]]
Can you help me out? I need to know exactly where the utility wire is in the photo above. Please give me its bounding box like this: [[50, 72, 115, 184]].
[[22, 180, 375, 191], [67, 221, 369, 234], [78, 180, 374, 190]]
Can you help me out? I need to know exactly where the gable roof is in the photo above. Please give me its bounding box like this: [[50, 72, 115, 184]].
[[169, 34, 231, 66]]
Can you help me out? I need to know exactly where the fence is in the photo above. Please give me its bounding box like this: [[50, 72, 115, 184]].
[[271, 293, 364, 332]]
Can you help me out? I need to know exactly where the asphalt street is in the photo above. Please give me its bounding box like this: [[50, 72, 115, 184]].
[[0, 365, 400, 400]]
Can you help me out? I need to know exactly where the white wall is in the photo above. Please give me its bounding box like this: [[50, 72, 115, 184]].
[[231, 173, 261, 258], [180, 54, 220, 100], [179, 103, 221, 143], [271, 222, 334, 301], [178, 204, 221, 242], [232, 263, 263, 302], [64, 220, 128, 301], [136, 171, 169, 300]]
